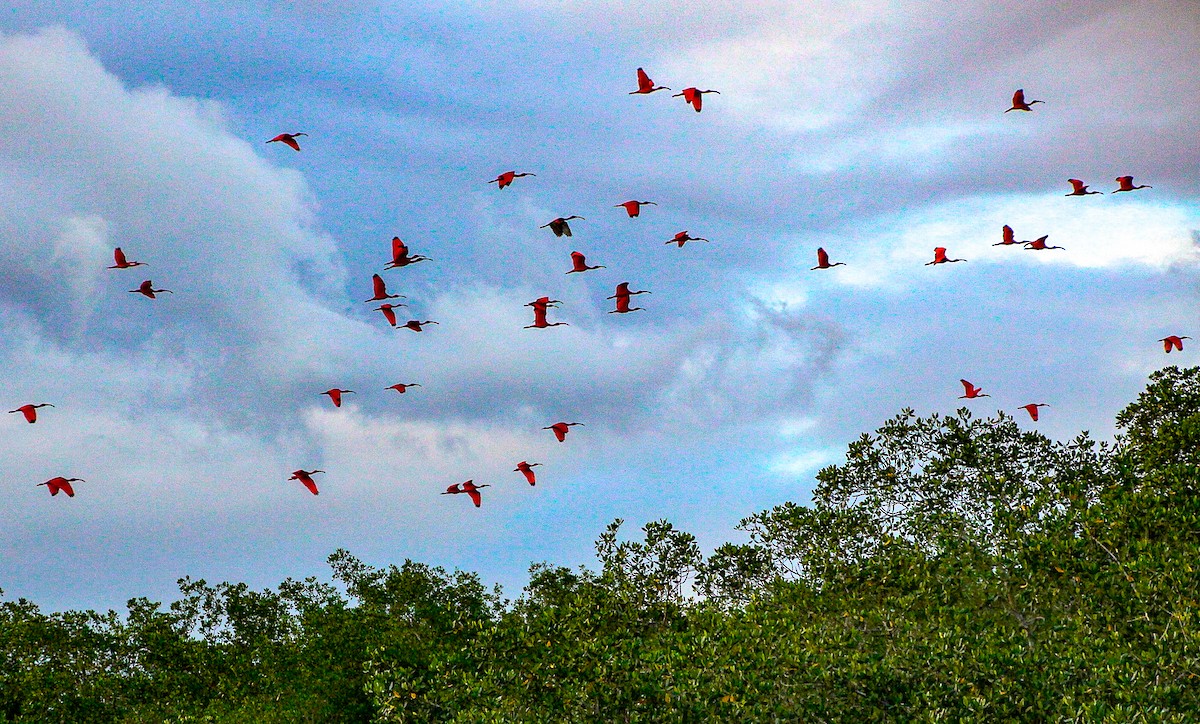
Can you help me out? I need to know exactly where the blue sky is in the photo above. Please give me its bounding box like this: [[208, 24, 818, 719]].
[[2, 1, 1198, 611]]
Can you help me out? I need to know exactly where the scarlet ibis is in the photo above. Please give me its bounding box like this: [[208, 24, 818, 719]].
[[488, 171, 535, 189], [322, 389, 355, 407], [289, 469, 324, 495], [811, 247, 846, 269], [375, 302, 407, 327], [615, 200, 656, 217], [1005, 89, 1043, 112], [959, 379, 990, 399], [442, 480, 489, 507], [607, 282, 650, 314], [1020, 403, 1049, 421], [514, 461, 541, 486], [525, 304, 568, 328], [39, 476, 83, 497], [544, 421, 583, 442], [386, 383, 420, 394], [384, 237, 431, 269], [666, 231, 709, 247], [609, 296, 645, 314], [925, 247, 965, 265], [1066, 179, 1102, 196], [109, 248, 145, 269], [267, 133, 307, 151], [400, 320, 438, 332], [608, 282, 650, 300], [9, 403, 53, 423], [129, 280, 172, 298], [993, 225, 1020, 246], [1113, 176, 1152, 193], [630, 68, 670, 94], [566, 251, 605, 274], [540, 216, 584, 238], [1161, 335, 1190, 353], [365, 274, 404, 303], [673, 87, 720, 112], [1024, 235, 1063, 251], [525, 296, 562, 310]]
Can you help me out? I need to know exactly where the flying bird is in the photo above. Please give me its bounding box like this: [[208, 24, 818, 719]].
[[673, 87, 720, 112], [1161, 335, 1191, 353], [38, 476, 83, 497], [514, 461, 542, 486], [322, 388, 355, 407], [1020, 403, 1049, 421], [925, 247, 966, 265], [384, 237, 431, 269], [540, 216, 584, 238], [607, 282, 650, 314], [959, 379, 990, 399], [544, 421, 583, 442], [666, 231, 709, 247], [267, 133, 307, 151], [443, 480, 489, 507], [1005, 89, 1043, 112], [993, 225, 1021, 246], [109, 248, 146, 269], [374, 302, 407, 327], [129, 280, 172, 298], [525, 296, 562, 310], [1066, 179, 1102, 196], [386, 383, 421, 394], [400, 320, 438, 332], [615, 200, 656, 217], [488, 171, 535, 189], [566, 251, 605, 274], [1113, 176, 1152, 193], [526, 304, 568, 328], [9, 403, 53, 423], [289, 469, 324, 495], [1023, 235, 1064, 251], [365, 274, 404, 302], [630, 67, 670, 94], [811, 247, 846, 269]]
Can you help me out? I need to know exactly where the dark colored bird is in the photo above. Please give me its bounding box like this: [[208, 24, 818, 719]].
[[630, 67, 670, 94], [811, 247, 846, 269], [515, 461, 541, 486], [1024, 236, 1064, 251], [666, 231, 709, 247], [673, 87, 720, 112], [400, 320, 438, 332], [375, 302, 407, 327], [540, 216, 584, 237], [1005, 89, 1043, 112], [365, 274, 404, 303], [39, 476, 83, 497], [267, 133, 307, 151], [129, 280, 172, 298], [544, 421, 583, 442], [384, 237, 431, 269], [566, 251, 605, 274], [322, 388, 354, 407], [488, 171, 535, 189], [443, 480, 489, 507], [9, 403, 53, 423], [959, 379, 990, 399], [615, 200, 656, 217], [993, 225, 1021, 246], [109, 248, 145, 269], [289, 469, 324, 495], [1161, 335, 1191, 353], [925, 247, 965, 265], [386, 383, 420, 394], [1113, 176, 1152, 193], [1020, 403, 1049, 421], [1066, 179, 1102, 196]]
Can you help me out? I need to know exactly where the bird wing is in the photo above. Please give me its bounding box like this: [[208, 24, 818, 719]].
[[1012, 89, 1025, 106], [300, 476, 319, 495], [20, 406, 36, 423], [61, 481, 76, 497], [816, 248, 830, 266], [1002, 226, 1014, 244], [372, 274, 388, 297], [553, 426, 567, 442], [1068, 179, 1085, 192], [521, 468, 536, 485], [636, 68, 653, 91], [113, 248, 128, 266], [960, 379, 975, 395], [933, 247, 948, 262], [392, 237, 408, 261], [467, 488, 482, 507], [381, 306, 397, 326]]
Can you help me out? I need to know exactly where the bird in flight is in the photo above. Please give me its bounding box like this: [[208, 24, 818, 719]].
[[1113, 176, 1152, 193], [526, 305, 569, 329], [289, 469, 324, 495], [959, 379, 990, 399], [400, 320, 438, 332], [129, 280, 172, 298], [667, 231, 709, 247], [443, 480, 489, 507], [615, 200, 656, 218], [9, 403, 53, 423], [566, 251, 605, 274], [811, 247, 846, 269], [1005, 89, 1043, 112], [1066, 179, 1102, 196], [267, 133, 307, 151], [514, 461, 541, 486], [540, 216, 584, 238], [526, 296, 562, 310], [544, 421, 583, 442], [374, 302, 407, 327], [386, 383, 420, 394], [673, 87, 720, 112], [109, 248, 146, 269], [322, 388, 354, 407], [630, 67, 670, 94], [926, 247, 966, 265], [488, 171, 535, 189], [607, 282, 650, 314], [1020, 403, 1049, 421], [993, 225, 1021, 246], [39, 476, 84, 497], [365, 274, 404, 303], [384, 237, 431, 269], [1161, 335, 1191, 353], [1024, 235, 1064, 251]]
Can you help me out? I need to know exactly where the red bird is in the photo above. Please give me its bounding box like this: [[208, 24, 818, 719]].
[[630, 67, 670, 94], [926, 247, 966, 265], [566, 251, 605, 274], [514, 461, 541, 486], [109, 247, 146, 269], [811, 247, 846, 269], [959, 379, 990, 399], [9, 403, 53, 423], [673, 87, 720, 112], [488, 171, 535, 189], [374, 302, 407, 327], [1066, 179, 1102, 196], [544, 421, 583, 442], [1005, 89, 1043, 112], [384, 237, 431, 269], [540, 216, 584, 237], [267, 133, 307, 151], [442, 480, 489, 507], [667, 231, 709, 247], [615, 200, 656, 217], [322, 388, 354, 407], [365, 274, 404, 303], [993, 225, 1020, 246], [1024, 235, 1063, 251], [1113, 176, 1152, 193], [289, 469, 324, 495], [526, 304, 568, 328], [1020, 403, 1049, 421], [39, 476, 84, 497], [386, 383, 421, 394], [400, 320, 438, 332], [1161, 335, 1191, 353], [129, 280, 172, 298], [607, 282, 650, 314]]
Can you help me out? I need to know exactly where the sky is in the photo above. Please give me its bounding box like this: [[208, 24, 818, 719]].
[[1, 0, 1198, 612]]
